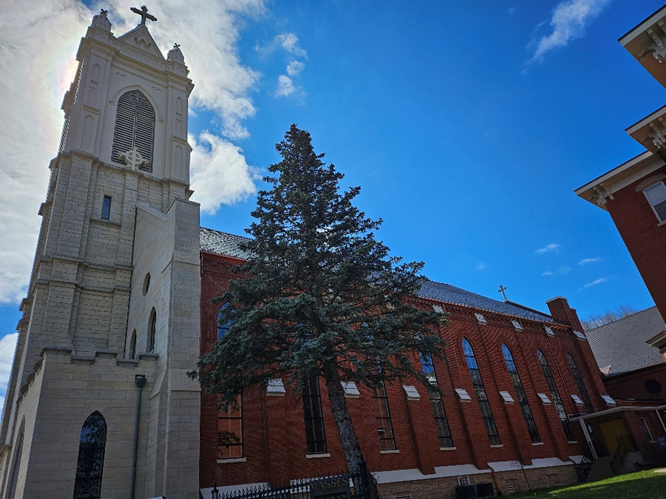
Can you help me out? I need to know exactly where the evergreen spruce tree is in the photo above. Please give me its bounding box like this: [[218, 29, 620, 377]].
[[192, 125, 447, 492]]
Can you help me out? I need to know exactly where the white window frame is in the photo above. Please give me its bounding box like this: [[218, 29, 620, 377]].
[[643, 181, 666, 223]]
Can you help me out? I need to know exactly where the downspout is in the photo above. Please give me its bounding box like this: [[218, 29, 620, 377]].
[[131, 374, 147, 499]]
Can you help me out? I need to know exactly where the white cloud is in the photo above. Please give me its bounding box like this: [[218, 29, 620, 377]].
[[287, 60, 305, 76], [0, 1, 267, 303], [529, 0, 610, 62], [579, 257, 602, 265], [583, 277, 607, 289], [0, 332, 18, 418], [535, 243, 560, 255], [190, 132, 258, 214], [476, 262, 487, 271], [275, 33, 307, 57], [276, 75, 296, 97], [0, 333, 18, 394], [542, 266, 570, 276]]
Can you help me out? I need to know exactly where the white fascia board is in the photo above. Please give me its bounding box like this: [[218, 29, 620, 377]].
[[626, 104, 666, 134], [574, 151, 654, 195], [619, 5, 666, 46]]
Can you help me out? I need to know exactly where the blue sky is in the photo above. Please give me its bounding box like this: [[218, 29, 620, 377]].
[[0, 0, 664, 407]]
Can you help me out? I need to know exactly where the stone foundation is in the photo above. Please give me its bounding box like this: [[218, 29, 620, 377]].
[[378, 464, 578, 498]]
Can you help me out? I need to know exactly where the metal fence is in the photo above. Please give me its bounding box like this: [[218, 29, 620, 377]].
[[206, 465, 376, 499]]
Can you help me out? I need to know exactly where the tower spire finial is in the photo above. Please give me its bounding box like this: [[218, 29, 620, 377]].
[[130, 5, 157, 26]]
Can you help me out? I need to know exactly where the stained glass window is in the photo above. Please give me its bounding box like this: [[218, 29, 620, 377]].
[[462, 338, 500, 445], [217, 302, 234, 340], [74, 412, 107, 499], [537, 349, 575, 441], [502, 344, 541, 443], [567, 353, 594, 413], [420, 352, 453, 448]]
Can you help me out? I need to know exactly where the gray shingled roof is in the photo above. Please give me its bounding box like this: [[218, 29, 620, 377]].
[[199, 227, 555, 324], [418, 279, 554, 323], [200, 227, 252, 260], [585, 306, 665, 375]]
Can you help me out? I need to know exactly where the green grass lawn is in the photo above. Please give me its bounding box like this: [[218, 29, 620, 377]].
[[509, 469, 666, 499]]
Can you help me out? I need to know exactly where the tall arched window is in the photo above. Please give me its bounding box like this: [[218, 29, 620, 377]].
[[148, 309, 156, 352], [420, 352, 453, 448], [217, 302, 234, 340], [111, 90, 155, 171], [502, 344, 541, 443], [74, 412, 107, 499], [462, 338, 500, 445], [129, 330, 137, 360], [567, 353, 594, 413], [5, 420, 24, 499], [537, 349, 575, 441]]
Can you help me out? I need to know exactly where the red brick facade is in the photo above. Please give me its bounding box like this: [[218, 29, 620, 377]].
[[199, 250, 613, 492], [602, 164, 666, 321]]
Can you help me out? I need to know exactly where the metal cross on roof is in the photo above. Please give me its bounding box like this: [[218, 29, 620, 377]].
[[130, 5, 157, 25], [498, 285, 508, 302]]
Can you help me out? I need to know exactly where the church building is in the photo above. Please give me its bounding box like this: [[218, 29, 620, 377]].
[[0, 7, 653, 499]]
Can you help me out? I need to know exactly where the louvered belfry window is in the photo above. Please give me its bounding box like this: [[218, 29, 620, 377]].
[[112, 90, 155, 171]]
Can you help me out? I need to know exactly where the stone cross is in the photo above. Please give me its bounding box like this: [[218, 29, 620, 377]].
[[498, 285, 508, 301], [118, 146, 146, 170], [131, 5, 157, 25]]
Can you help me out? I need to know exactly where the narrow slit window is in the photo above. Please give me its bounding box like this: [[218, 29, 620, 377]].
[[462, 338, 500, 445], [101, 196, 111, 220], [567, 353, 594, 413], [148, 308, 156, 352], [129, 330, 137, 360], [502, 344, 541, 443], [302, 375, 327, 454], [537, 349, 575, 441], [218, 396, 243, 459], [420, 352, 453, 448]]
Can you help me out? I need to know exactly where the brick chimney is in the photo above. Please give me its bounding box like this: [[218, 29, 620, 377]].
[[546, 296, 584, 331]]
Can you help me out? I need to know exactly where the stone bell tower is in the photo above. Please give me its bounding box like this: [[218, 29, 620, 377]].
[[0, 8, 201, 498]]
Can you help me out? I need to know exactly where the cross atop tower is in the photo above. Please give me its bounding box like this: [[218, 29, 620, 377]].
[[131, 5, 157, 25]]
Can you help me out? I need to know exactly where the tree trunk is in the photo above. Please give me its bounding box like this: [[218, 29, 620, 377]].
[[323, 361, 378, 499]]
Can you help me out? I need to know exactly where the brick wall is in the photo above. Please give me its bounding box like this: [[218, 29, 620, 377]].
[[605, 164, 666, 320], [199, 252, 608, 493]]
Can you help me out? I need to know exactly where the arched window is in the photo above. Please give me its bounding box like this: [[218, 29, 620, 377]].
[[420, 352, 453, 448], [217, 302, 234, 340], [462, 338, 500, 445], [537, 349, 575, 441], [5, 420, 24, 499], [567, 353, 594, 413], [502, 344, 541, 443], [148, 309, 156, 352], [129, 330, 137, 360], [74, 412, 107, 499], [111, 90, 155, 171]]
